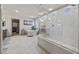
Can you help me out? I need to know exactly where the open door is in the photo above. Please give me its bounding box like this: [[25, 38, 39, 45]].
[[12, 19, 20, 35]]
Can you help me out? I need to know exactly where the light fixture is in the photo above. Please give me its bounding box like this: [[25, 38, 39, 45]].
[[48, 8, 52, 11], [2, 16, 6, 21], [40, 19, 44, 22], [3, 18, 5, 21], [15, 10, 19, 13]]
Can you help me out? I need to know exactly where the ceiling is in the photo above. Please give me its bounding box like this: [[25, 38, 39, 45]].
[[1, 4, 65, 19]]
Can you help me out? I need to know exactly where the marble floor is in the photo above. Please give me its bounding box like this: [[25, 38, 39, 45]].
[[3, 35, 46, 54]]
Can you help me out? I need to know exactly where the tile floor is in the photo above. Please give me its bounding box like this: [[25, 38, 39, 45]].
[[3, 35, 46, 54]]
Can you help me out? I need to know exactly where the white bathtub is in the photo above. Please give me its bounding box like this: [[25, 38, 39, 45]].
[[38, 34, 78, 54]]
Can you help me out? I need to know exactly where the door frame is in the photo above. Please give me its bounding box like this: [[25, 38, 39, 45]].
[[12, 18, 20, 35]]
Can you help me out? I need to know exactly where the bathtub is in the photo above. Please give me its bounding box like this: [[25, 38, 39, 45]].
[[38, 34, 78, 54]]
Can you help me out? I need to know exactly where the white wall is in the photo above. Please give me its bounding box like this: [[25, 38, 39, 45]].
[[38, 5, 79, 52]]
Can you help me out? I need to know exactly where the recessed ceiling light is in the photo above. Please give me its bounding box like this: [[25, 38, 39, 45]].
[[3, 18, 5, 21], [40, 19, 44, 22], [2, 16, 5, 21], [40, 20, 44, 22], [48, 8, 52, 11], [15, 10, 19, 13]]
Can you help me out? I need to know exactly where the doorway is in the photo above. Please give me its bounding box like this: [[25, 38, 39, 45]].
[[12, 19, 20, 35]]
